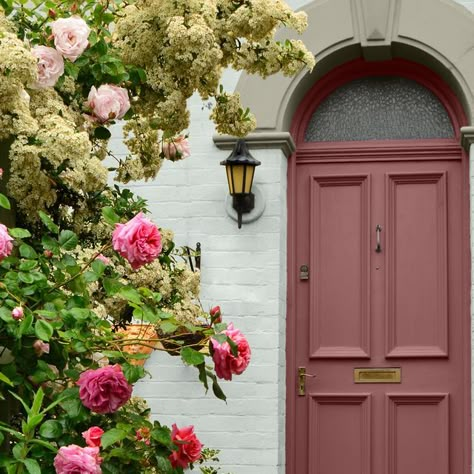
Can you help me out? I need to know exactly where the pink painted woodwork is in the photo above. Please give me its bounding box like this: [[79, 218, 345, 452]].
[[287, 60, 470, 474]]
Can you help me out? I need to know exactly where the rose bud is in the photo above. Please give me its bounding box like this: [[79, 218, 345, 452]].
[[12, 307, 24, 320], [210, 305, 222, 324]]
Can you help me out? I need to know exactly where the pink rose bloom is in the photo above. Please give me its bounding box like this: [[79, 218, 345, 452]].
[[0, 224, 13, 261], [12, 307, 24, 320], [162, 136, 191, 161], [112, 212, 162, 270], [77, 364, 132, 414], [169, 424, 203, 469], [31, 45, 64, 88], [210, 305, 222, 324], [51, 16, 90, 62], [95, 254, 111, 265], [211, 323, 251, 381], [82, 426, 104, 448], [33, 339, 50, 356], [87, 84, 130, 123], [54, 445, 102, 474]]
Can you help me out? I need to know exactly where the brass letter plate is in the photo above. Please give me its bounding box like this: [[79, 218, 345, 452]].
[[354, 368, 401, 383]]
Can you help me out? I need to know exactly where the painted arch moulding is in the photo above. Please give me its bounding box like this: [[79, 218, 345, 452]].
[[213, 0, 474, 152]]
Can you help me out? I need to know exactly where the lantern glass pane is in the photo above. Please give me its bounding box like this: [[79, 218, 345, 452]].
[[244, 166, 255, 193], [229, 164, 245, 194], [225, 165, 234, 194]]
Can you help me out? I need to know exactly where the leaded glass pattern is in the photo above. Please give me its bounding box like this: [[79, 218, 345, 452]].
[[304, 77, 454, 142]]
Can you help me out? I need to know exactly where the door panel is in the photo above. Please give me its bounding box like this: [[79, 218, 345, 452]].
[[310, 175, 371, 358], [385, 173, 448, 357], [294, 158, 465, 474]]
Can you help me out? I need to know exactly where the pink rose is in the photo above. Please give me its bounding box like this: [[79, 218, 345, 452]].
[[82, 426, 104, 448], [51, 16, 90, 62], [87, 85, 130, 123], [169, 424, 203, 469], [112, 212, 162, 270], [31, 45, 64, 88], [33, 339, 50, 356], [211, 323, 251, 381], [95, 254, 111, 265], [162, 136, 191, 161], [210, 306, 222, 324], [0, 168, 3, 179], [12, 307, 24, 320], [0, 224, 13, 261], [54, 445, 102, 474], [77, 364, 132, 413]]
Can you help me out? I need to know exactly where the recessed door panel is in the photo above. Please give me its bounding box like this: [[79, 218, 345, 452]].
[[309, 175, 370, 358], [309, 394, 371, 474], [386, 173, 448, 357]]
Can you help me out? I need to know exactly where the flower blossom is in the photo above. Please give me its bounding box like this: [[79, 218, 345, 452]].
[[95, 254, 111, 266], [136, 427, 151, 445], [53, 445, 102, 474], [12, 307, 23, 320], [211, 323, 251, 381], [51, 16, 90, 62], [210, 305, 222, 324], [87, 84, 130, 123], [0, 224, 13, 261], [169, 424, 203, 469], [33, 339, 50, 356], [162, 136, 191, 161], [31, 45, 64, 88], [112, 212, 162, 270], [77, 364, 132, 413], [82, 426, 104, 448]]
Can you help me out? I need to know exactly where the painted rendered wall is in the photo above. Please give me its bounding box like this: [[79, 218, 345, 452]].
[[108, 1, 474, 472]]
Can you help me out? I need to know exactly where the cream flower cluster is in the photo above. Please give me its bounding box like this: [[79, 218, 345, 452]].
[[113, 0, 315, 181]]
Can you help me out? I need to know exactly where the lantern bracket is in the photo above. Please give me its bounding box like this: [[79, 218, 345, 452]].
[[225, 185, 265, 227]]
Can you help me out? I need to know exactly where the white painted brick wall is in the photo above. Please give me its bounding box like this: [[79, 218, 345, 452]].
[[109, 1, 474, 472]]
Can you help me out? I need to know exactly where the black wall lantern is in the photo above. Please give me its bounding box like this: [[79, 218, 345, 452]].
[[220, 139, 261, 229]]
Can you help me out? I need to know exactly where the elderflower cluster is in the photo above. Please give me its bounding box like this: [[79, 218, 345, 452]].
[[113, 0, 315, 181]]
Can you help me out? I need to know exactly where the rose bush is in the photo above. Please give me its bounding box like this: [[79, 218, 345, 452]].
[[0, 0, 313, 471]]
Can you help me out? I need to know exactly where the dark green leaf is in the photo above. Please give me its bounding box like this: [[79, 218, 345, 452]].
[[58, 230, 78, 250], [101, 428, 127, 449], [180, 347, 205, 366], [122, 363, 145, 384], [42, 235, 59, 254], [35, 320, 53, 341], [38, 211, 59, 234], [39, 420, 62, 439], [19, 244, 37, 259], [94, 127, 111, 140]]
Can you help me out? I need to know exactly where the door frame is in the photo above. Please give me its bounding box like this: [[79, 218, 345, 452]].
[[286, 58, 471, 473]]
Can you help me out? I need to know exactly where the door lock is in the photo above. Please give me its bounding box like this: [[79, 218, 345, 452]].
[[298, 367, 317, 396]]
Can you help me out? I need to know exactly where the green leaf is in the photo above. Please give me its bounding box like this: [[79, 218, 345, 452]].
[[64, 60, 79, 79], [214, 323, 227, 333], [19, 244, 37, 259], [91, 259, 106, 275], [19, 260, 37, 271], [0, 431, 3, 445], [117, 287, 142, 304], [30, 387, 44, 416], [122, 363, 145, 384], [58, 230, 78, 250], [8, 228, 31, 239], [180, 347, 205, 366], [35, 320, 53, 341], [159, 321, 178, 334], [39, 420, 62, 439], [94, 126, 112, 140], [103, 277, 123, 295], [102, 206, 120, 225], [0, 372, 13, 386], [101, 428, 128, 449], [18, 272, 34, 284], [38, 211, 59, 234], [22, 458, 41, 474], [150, 426, 172, 447], [0, 193, 10, 210], [41, 235, 59, 254]]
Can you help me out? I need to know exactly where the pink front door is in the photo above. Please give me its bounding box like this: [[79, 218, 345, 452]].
[[291, 155, 469, 473]]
